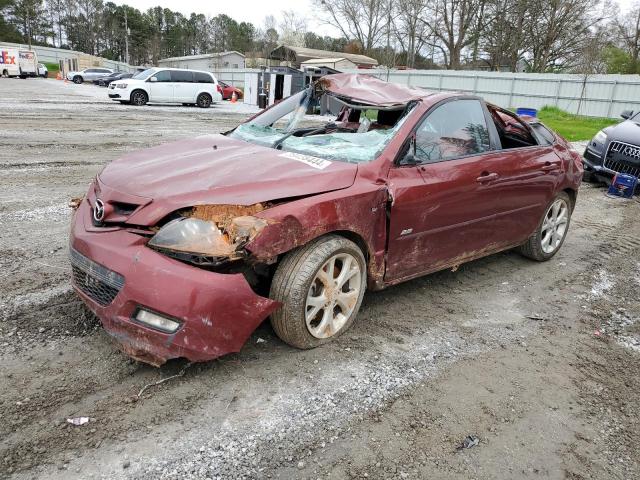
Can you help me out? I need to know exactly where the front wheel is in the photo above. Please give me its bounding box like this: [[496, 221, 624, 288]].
[[270, 235, 366, 349], [196, 93, 212, 108], [517, 192, 573, 261], [73, 75, 83, 84], [130, 90, 148, 106]]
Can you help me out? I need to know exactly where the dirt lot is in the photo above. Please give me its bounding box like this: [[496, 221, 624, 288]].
[[1, 78, 639, 480]]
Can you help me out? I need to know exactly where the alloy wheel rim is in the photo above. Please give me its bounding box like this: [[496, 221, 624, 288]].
[[305, 253, 362, 339], [541, 198, 569, 254], [133, 93, 145, 105], [200, 96, 210, 107]]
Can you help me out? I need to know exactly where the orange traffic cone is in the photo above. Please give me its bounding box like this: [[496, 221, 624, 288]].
[[56, 71, 62, 80], [231, 91, 237, 103]]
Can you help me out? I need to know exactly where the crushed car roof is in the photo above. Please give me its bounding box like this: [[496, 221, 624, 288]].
[[319, 73, 433, 108]]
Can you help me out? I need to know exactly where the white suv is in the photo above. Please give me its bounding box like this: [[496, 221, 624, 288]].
[[108, 67, 223, 108], [67, 67, 114, 84]]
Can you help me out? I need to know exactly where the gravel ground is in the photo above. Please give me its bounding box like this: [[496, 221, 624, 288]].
[[1, 78, 639, 480]]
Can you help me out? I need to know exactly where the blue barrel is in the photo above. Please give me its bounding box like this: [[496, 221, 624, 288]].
[[516, 108, 538, 117]]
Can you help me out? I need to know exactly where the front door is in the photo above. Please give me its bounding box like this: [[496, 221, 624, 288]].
[[385, 98, 501, 281], [148, 70, 173, 102]]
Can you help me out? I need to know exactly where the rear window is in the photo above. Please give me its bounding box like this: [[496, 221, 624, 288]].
[[171, 70, 193, 82], [194, 72, 213, 84]]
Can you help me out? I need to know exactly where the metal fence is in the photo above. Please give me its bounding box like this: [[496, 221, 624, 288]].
[[214, 67, 640, 119]]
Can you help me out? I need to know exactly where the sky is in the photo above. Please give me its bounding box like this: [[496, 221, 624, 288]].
[[116, 0, 637, 39], [115, 0, 340, 36]]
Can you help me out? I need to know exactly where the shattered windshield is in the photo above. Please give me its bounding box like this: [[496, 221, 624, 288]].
[[229, 87, 414, 164]]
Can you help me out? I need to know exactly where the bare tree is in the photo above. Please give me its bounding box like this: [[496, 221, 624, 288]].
[[314, 0, 389, 53], [393, 0, 429, 67], [614, 1, 640, 66], [279, 10, 307, 47], [420, 0, 488, 69], [526, 0, 603, 72]]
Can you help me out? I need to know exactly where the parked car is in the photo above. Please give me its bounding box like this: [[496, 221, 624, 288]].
[[583, 110, 640, 182], [219, 81, 243, 100], [37, 63, 48, 78], [93, 72, 132, 87], [69, 73, 582, 366], [108, 67, 222, 107], [66, 67, 113, 84]]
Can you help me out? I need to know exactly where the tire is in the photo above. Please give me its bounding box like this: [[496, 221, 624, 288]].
[[73, 75, 83, 84], [130, 90, 148, 106], [270, 235, 367, 349], [582, 170, 599, 184], [517, 192, 573, 262], [43, 72, 48, 78], [1, 70, 7, 77], [196, 93, 212, 108]]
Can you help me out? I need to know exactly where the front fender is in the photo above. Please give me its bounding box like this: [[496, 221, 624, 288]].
[[246, 184, 389, 289]]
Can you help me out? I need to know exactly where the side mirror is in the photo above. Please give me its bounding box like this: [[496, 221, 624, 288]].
[[149, 76, 158, 83], [621, 110, 633, 120], [400, 136, 418, 166]]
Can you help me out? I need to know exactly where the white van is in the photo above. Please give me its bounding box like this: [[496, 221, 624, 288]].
[[108, 67, 223, 108], [0, 48, 38, 78]]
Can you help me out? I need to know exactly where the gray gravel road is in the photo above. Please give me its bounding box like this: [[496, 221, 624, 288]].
[[1, 78, 639, 480]]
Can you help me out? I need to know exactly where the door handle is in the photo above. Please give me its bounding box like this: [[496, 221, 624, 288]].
[[476, 172, 499, 183], [541, 163, 560, 172]]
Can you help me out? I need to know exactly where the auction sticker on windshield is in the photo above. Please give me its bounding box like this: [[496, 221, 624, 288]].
[[280, 152, 332, 170]]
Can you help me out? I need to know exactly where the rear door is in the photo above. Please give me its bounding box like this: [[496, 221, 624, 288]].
[[171, 70, 195, 102], [148, 70, 173, 102]]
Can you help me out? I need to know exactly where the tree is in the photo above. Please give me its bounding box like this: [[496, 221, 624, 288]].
[[613, 1, 640, 69], [420, 0, 488, 69], [314, 0, 389, 53]]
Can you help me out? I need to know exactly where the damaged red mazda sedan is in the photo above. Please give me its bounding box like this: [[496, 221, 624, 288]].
[[69, 74, 583, 366]]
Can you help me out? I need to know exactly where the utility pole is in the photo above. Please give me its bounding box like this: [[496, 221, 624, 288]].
[[124, 9, 130, 65]]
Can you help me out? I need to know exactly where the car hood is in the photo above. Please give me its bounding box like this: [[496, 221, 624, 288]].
[[96, 134, 358, 226], [606, 120, 640, 145]]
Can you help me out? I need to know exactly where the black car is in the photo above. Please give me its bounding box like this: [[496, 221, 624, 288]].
[[583, 110, 640, 183], [93, 72, 132, 87]]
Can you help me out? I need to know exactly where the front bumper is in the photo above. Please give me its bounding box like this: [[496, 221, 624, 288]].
[[583, 146, 613, 181], [69, 199, 279, 366]]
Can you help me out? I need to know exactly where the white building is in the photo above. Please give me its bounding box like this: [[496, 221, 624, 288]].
[[157, 51, 245, 71]]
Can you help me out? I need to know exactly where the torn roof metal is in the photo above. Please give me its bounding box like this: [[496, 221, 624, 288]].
[[318, 73, 433, 108]]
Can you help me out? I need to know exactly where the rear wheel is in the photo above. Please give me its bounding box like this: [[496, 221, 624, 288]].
[[270, 235, 366, 349], [73, 75, 83, 84], [196, 93, 212, 108], [517, 192, 572, 261], [130, 90, 148, 106]]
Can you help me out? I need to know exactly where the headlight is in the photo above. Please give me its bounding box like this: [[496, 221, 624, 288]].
[[117, 83, 128, 89], [594, 130, 607, 144], [148, 214, 268, 258], [149, 217, 229, 255]]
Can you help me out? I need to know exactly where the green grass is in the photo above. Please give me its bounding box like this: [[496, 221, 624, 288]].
[[537, 106, 619, 141], [43, 62, 60, 73]]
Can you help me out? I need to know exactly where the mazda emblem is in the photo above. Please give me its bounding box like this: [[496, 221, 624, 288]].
[[93, 199, 105, 222]]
